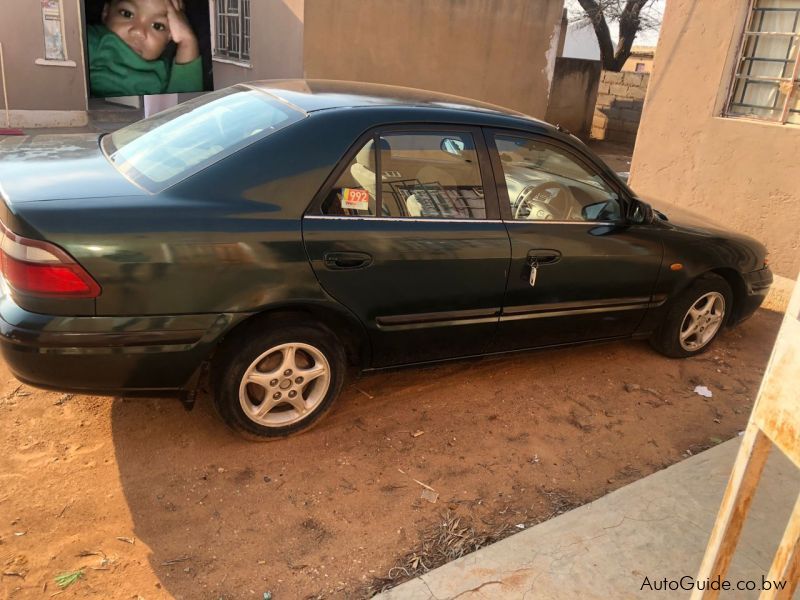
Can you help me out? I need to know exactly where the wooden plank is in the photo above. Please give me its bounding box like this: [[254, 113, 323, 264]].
[[761, 492, 800, 600], [752, 270, 800, 469], [691, 423, 773, 600]]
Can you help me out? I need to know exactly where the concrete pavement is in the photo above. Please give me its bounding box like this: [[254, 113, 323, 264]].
[[376, 438, 800, 599]]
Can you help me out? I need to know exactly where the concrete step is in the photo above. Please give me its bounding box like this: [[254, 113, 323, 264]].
[[88, 98, 143, 126]]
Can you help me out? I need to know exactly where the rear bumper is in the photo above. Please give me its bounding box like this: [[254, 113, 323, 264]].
[[736, 266, 773, 323], [0, 293, 248, 394]]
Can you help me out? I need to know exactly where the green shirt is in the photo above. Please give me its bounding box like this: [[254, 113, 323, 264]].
[[88, 24, 202, 97]]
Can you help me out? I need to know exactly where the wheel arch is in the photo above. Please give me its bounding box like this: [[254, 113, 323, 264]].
[[705, 267, 746, 325], [211, 302, 370, 370], [665, 267, 745, 326]]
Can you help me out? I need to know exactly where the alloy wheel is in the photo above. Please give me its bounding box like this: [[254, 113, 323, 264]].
[[238, 343, 331, 427], [679, 292, 725, 352]]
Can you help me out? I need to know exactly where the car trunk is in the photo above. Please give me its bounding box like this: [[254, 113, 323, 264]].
[[0, 134, 146, 316], [0, 134, 143, 204]]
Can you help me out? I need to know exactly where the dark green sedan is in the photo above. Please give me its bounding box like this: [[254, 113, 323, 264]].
[[0, 80, 772, 440]]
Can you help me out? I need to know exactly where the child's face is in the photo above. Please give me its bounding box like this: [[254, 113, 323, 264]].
[[102, 0, 171, 61]]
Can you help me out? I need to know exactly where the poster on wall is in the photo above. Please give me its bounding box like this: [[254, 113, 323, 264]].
[[42, 0, 68, 61], [84, 0, 213, 98]]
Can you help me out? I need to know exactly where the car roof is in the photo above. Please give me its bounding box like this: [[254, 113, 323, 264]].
[[245, 79, 548, 125]]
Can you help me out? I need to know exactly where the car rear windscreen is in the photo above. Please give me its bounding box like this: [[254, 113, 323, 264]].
[[101, 86, 305, 192]]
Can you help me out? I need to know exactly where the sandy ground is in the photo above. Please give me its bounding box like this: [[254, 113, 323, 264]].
[[0, 310, 782, 599]]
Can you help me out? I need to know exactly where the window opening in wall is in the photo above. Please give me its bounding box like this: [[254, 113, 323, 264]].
[[213, 0, 250, 62], [726, 0, 800, 125]]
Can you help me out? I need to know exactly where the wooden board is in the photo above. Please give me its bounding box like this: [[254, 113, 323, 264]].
[[752, 273, 800, 469]]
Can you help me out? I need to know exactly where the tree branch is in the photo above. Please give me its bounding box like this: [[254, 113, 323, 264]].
[[613, 0, 648, 70]]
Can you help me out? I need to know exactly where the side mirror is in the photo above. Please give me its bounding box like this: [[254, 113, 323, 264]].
[[629, 199, 653, 224]]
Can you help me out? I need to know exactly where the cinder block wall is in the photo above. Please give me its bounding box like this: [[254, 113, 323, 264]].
[[591, 71, 650, 144]]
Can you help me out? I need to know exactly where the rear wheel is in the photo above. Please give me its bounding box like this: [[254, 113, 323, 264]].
[[212, 322, 346, 440], [650, 275, 732, 358]]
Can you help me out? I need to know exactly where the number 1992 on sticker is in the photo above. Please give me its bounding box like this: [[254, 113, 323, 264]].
[[342, 188, 370, 211]]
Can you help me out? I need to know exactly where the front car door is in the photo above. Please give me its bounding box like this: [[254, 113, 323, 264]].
[[303, 125, 510, 367], [485, 129, 664, 352]]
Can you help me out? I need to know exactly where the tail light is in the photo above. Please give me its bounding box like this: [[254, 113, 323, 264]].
[[0, 221, 101, 298]]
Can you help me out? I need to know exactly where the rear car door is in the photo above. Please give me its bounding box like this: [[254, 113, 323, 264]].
[[485, 129, 663, 352], [303, 126, 511, 367]]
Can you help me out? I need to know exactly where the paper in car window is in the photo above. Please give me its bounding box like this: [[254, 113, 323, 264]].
[[342, 188, 370, 211]]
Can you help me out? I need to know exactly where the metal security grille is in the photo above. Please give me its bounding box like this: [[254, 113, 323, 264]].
[[215, 0, 250, 62], [727, 0, 800, 124]]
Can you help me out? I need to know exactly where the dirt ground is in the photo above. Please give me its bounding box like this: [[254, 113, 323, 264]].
[[0, 309, 783, 599]]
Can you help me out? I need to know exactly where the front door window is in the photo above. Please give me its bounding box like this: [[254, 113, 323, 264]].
[[494, 134, 622, 222]]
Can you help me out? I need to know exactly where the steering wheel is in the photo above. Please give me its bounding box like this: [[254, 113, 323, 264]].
[[513, 181, 572, 220]]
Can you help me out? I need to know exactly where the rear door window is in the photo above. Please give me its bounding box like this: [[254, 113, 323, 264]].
[[321, 130, 487, 219]]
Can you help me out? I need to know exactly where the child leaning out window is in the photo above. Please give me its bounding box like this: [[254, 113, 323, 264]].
[[88, 0, 202, 97]]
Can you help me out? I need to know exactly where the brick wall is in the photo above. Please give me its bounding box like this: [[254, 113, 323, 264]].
[[591, 70, 650, 145]]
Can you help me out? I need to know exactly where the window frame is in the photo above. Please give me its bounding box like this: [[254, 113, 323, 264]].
[[724, 0, 800, 125], [307, 124, 502, 221], [209, 0, 252, 66], [483, 128, 634, 225]]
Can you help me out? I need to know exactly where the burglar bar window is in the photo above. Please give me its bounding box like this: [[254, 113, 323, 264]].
[[727, 0, 800, 124], [214, 0, 250, 62]]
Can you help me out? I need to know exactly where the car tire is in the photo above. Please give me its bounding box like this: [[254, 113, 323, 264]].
[[212, 320, 346, 440], [650, 274, 733, 358]]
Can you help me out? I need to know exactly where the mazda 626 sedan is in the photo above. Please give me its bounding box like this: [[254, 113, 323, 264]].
[[0, 80, 772, 440]]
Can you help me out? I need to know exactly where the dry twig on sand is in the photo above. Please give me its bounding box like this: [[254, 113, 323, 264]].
[[365, 510, 510, 596]]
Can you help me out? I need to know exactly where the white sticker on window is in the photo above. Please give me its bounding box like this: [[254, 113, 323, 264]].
[[342, 188, 370, 211]]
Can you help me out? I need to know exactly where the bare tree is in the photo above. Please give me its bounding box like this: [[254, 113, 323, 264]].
[[574, 0, 661, 71]]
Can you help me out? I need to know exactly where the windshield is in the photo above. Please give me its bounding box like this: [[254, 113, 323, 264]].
[[102, 86, 305, 192]]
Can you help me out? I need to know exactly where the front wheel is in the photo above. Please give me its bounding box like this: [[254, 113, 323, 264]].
[[212, 323, 346, 440], [650, 275, 732, 358]]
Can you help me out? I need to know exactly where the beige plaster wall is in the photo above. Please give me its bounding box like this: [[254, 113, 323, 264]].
[[212, 0, 305, 89], [629, 0, 800, 280], [0, 0, 86, 113], [302, 0, 564, 118], [622, 49, 655, 73]]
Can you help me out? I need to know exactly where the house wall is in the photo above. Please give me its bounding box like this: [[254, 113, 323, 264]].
[[622, 50, 655, 73], [591, 70, 649, 145], [302, 0, 565, 119], [629, 0, 800, 292], [211, 0, 305, 89], [545, 57, 601, 140], [0, 0, 87, 126]]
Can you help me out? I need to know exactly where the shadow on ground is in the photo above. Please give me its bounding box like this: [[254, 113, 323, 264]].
[[108, 310, 783, 599]]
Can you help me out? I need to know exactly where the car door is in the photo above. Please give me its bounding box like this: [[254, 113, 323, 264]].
[[484, 128, 663, 352], [303, 125, 511, 367]]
